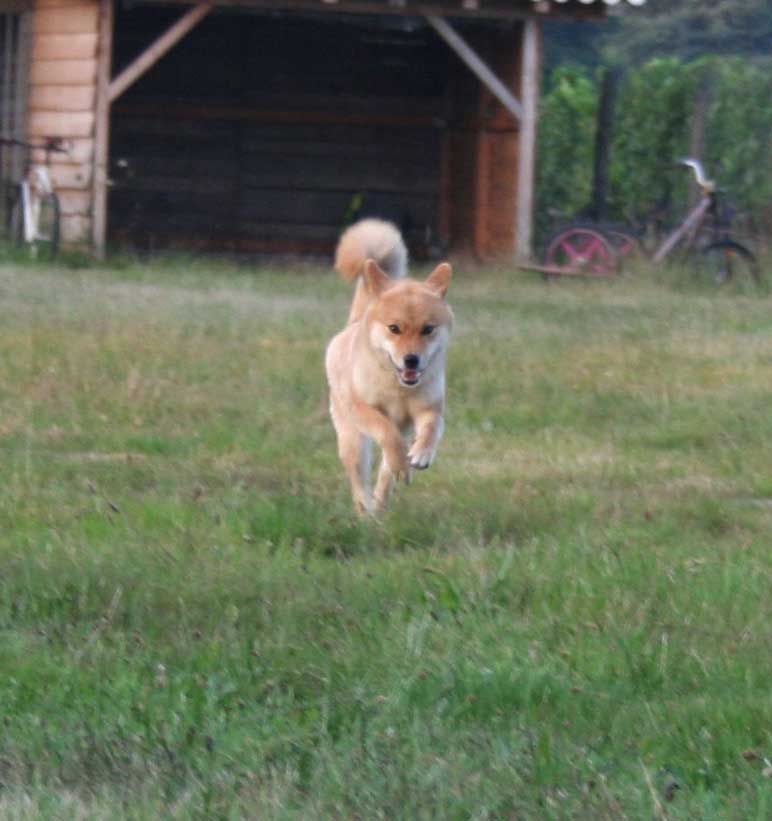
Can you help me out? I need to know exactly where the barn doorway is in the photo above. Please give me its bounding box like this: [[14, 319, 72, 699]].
[[109, 7, 453, 258]]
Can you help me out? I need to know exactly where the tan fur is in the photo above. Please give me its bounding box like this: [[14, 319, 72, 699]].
[[326, 219, 453, 515], [334, 218, 408, 325]]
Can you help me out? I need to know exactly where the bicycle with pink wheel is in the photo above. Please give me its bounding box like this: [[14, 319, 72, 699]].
[[523, 159, 760, 287]]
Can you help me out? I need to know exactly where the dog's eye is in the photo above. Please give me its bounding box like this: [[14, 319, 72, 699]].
[[387, 324, 401, 334], [420, 324, 436, 336]]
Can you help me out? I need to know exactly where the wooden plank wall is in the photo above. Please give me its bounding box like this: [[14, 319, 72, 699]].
[[444, 67, 481, 257], [483, 25, 521, 258], [27, 0, 99, 244], [18, 4, 523, 256], [444, 25, 520, 259], [109, 11, 449, 256]]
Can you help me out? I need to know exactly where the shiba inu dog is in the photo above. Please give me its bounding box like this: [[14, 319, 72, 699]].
[[325, 218, 453, 514]]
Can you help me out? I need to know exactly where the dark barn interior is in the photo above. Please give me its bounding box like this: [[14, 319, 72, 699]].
[[109, 5, 522, 258]]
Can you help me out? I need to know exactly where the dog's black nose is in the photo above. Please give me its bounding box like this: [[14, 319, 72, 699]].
[[404, 353, 420, 369]]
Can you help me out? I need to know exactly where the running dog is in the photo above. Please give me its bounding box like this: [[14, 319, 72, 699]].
[[325, 218, 453, 514]]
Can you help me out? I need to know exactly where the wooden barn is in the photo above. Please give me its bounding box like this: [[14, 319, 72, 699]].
[[1, 0, 644, 260]]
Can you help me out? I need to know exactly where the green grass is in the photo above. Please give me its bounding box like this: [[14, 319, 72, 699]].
[[0, 255, 771, 818]]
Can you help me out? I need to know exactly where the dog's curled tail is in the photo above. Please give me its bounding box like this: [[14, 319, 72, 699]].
[[335, 219, 407, 324], [335, 218, 407, 282]]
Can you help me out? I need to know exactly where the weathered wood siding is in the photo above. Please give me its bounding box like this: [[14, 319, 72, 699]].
[[19, 2, 524, 256], [109, 11, 451, 255], [444, 26, 520, 259], [27, 0, 99, 244]]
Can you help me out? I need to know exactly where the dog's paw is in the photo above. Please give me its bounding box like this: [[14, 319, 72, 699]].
[[385, 444, 409, 483], [354, 493, 375, 518], [408, 442, 436, 471]]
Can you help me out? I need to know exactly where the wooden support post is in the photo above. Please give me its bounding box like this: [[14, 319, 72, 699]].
[[108, 2, 212, 103], [425, 15, 523, 122], [515, 16, 541, 262], [92, 0, 114, 259], [92, 1, 211, 256]]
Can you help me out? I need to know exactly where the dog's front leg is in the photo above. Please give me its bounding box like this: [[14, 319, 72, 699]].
[[352, 400, 409, 483], [373, 455, 399, 512], [408, 409, 444, 471], [338, 427, 374, 516]]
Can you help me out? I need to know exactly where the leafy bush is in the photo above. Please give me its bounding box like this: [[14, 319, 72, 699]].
[[609, 58, 693, 224], [537, 56, 772, 240], [702, 57, 772, 217], [536, 66, 598, 239]]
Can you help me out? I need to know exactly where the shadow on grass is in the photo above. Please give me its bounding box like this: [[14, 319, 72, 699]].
[[244, 475, 600, 558]]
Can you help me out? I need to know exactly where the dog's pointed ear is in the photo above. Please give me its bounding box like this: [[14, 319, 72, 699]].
[[425, 262, 452, 298], [363, 259, 391, 296]]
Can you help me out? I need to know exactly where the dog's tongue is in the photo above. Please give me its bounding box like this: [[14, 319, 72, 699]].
[[403, 369, 419, 383]]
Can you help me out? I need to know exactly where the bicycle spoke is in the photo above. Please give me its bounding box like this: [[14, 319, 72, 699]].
[[559, 239, 582, 263], [545, 226, 618, 278]]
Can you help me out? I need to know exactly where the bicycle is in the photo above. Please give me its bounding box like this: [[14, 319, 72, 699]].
[[1, 136, 67, 259], [535, 159, 761, 287]]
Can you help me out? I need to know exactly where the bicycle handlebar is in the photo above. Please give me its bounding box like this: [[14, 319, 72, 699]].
[[0, 136, 68, 153], [680, 158, 715, 192]]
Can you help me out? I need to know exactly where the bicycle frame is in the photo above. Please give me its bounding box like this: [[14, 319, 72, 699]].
[[651, 194, 713, 264], [19, 164, 55, 244], [528, 157, 759, 284], [651, 159, 717, 264], [2, 136, 65, 253]]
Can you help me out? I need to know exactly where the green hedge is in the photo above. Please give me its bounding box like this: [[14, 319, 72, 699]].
[[536, 57, 772, 242]]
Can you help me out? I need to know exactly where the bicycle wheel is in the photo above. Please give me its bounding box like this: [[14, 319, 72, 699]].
[[34, 192, 60, 259], [604, 229, 642, 259], [544, 225, 618, 278], [694, 240, 760, 289], [9, 189, 60, 259]]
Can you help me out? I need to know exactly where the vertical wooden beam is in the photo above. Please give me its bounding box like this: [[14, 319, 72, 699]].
[[92, 0, 113, 258], [515, 16, 542, 261], [93, 2, 211, 255]]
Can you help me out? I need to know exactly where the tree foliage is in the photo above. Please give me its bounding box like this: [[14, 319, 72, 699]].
[[535, 66, 598, 236], [608, 59, 693, 223], [536, 56, 772, 241], [603, 0, 772, 64], [702, 58, 772, 216]]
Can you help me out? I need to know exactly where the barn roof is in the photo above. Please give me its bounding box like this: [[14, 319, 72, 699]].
[[531, 0, 646, 5]]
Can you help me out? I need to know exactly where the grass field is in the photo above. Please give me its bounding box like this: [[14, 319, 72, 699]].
[[0, 255, 771, 819]]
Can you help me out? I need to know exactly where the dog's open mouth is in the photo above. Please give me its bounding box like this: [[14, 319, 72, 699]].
[[398, 368, 421, 387]]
